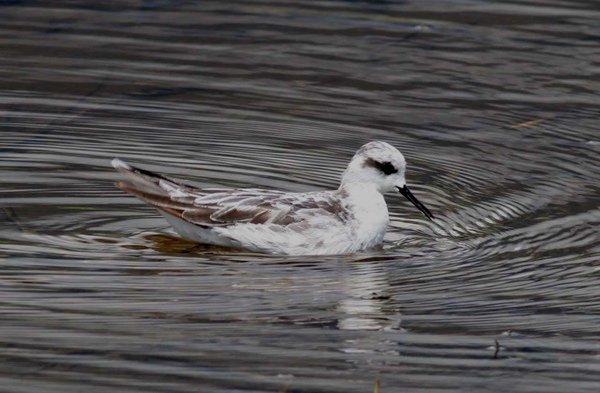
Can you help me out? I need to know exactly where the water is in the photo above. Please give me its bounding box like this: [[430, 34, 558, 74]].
[[1, 1, 599, 392]]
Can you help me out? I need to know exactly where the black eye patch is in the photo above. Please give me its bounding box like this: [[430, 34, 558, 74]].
[[363, 158, 398, 175]]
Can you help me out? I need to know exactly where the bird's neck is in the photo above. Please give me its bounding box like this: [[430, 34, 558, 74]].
[[339, 182, 389, 247], [339, 183, 386, 213], [339, 182, 380, 196]]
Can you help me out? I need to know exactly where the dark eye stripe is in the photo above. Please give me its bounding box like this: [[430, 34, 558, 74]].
[[363, 158, 398, 175], [377, 161, 398, 175]]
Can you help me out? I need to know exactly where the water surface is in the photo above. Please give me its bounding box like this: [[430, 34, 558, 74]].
[[1, 1, 599, 392]]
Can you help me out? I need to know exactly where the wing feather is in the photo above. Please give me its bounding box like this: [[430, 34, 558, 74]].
[[113, 159, 343, 229]]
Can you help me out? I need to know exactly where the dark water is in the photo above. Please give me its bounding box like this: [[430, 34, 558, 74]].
[[1, 1, 599, 392]]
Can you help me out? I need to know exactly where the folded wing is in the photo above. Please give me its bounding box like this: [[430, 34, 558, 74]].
[[112, 159, 338, 228]]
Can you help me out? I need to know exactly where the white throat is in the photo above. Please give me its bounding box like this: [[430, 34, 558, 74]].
[[340, 182, 389, 248]]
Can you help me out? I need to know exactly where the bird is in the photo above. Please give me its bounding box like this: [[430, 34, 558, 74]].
[[112, 141, 434, 255]]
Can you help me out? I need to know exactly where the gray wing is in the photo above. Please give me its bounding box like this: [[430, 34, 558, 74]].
[[112, 159, 344, 228]]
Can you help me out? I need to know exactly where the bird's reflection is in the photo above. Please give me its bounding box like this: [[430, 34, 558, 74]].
[[140, 233, 242, 254], [337, 260, 401, 332]]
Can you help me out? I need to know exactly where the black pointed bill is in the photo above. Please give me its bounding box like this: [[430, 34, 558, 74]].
[[397, 185, 434, 221]]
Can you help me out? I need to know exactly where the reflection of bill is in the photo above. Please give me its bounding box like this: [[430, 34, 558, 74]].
[[337, 261, 401, 331]]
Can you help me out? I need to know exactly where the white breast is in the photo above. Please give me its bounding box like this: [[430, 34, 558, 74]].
[[343, 184, 389, 250]]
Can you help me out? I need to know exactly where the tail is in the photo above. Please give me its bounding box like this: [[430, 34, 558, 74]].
[[111, 158, 194, 218], [112, 158, 176, 190]]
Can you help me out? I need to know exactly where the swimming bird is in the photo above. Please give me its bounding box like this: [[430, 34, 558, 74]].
[[112, 141, 434, 255]]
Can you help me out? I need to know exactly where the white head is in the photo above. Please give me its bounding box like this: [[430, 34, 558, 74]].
[[341, 141, 434, 220], [341, 141, 406, 192]]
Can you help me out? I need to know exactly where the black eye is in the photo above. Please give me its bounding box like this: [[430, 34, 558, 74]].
[[377, 161, 398, 175], [363, 158, 398, 175]]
